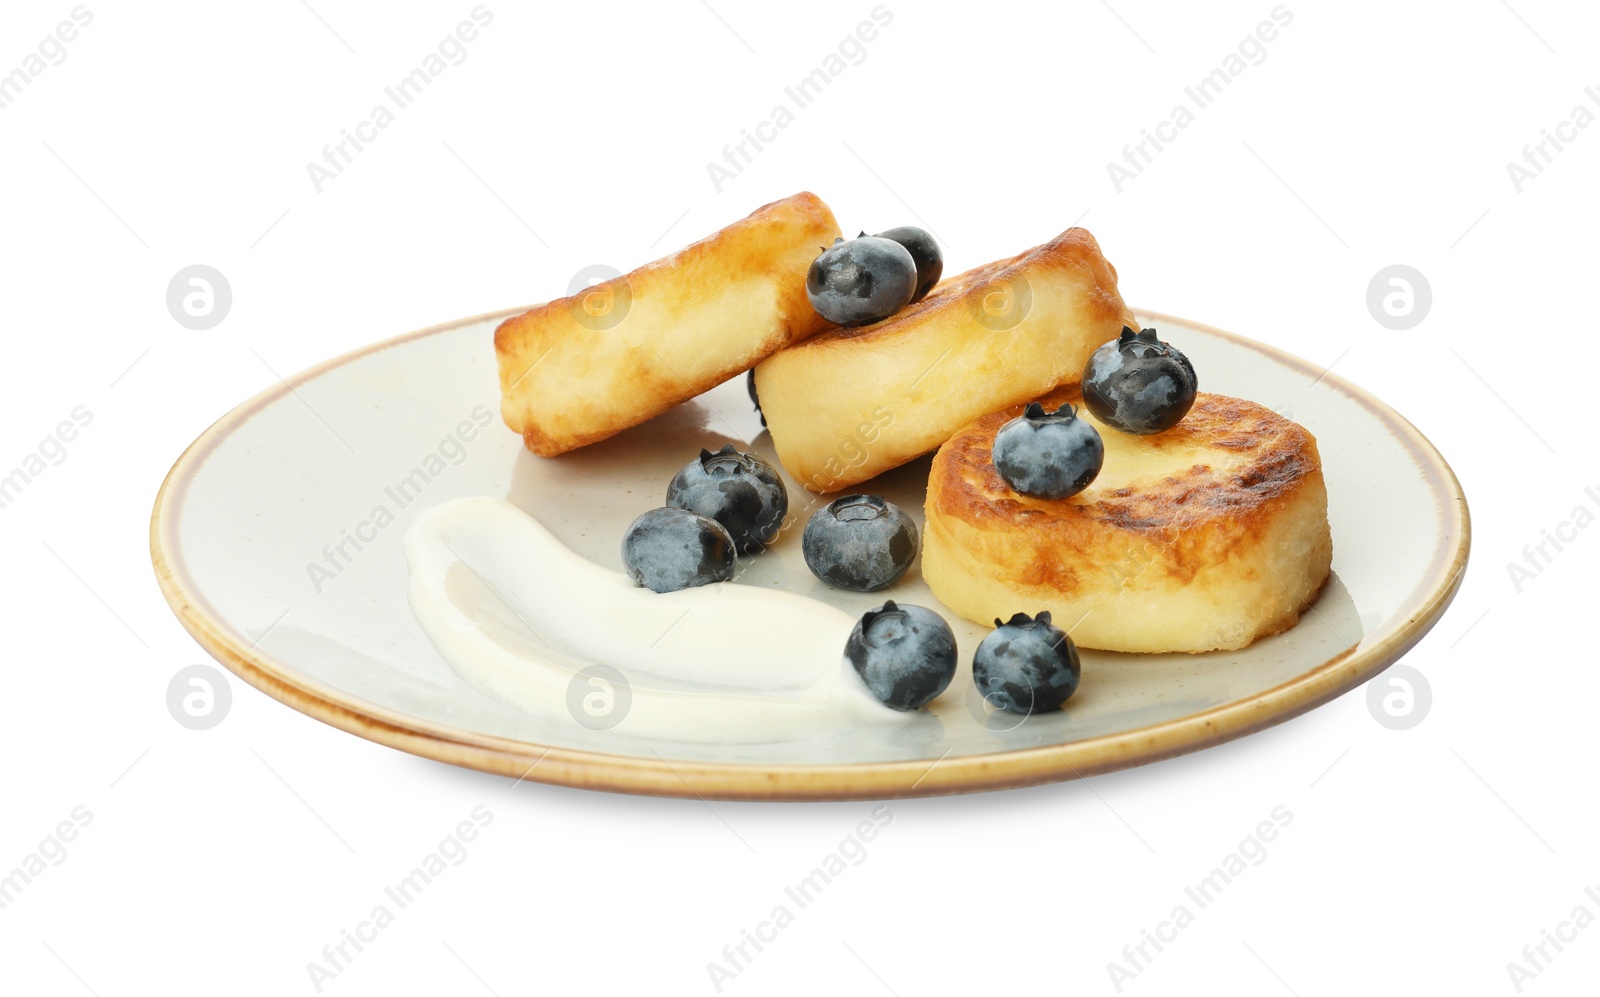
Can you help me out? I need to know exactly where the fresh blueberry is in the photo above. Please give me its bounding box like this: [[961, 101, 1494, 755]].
[[972, 611, 1081, 715], [747, 369, 765, 427], [806, 234, 918, 327], [992, 402, 1104, 500], [802, 494, 919, 591], [874, 226, 943, 303], [846, 601, 958, 711], [666, 444, 788, 554], [621, 507, 735, 593], [1082, 326, 1198, 435]]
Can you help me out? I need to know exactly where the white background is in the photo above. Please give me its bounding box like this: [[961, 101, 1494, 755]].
[[1, 0, 1596, 994]]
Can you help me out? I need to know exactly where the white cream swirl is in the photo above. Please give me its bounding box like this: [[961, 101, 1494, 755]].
[[403, 497, 907, 743]]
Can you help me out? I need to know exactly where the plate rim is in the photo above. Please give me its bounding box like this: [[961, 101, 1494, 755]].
[[149, 306, 1471, 801]]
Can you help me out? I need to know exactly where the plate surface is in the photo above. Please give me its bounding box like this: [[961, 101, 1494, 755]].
[[151, 308, 1469, 800]]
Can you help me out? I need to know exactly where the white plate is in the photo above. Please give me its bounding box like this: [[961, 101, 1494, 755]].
[[151, 308, 1469, 800]]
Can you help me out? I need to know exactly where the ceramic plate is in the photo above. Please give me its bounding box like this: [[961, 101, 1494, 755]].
[[150, 308, 1469, 800]]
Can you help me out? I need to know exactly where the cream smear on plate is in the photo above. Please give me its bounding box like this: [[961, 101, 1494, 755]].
[[403, 497, 907, 743]]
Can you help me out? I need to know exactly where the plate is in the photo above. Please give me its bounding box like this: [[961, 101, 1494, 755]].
[[150, 308, 1470, 800]]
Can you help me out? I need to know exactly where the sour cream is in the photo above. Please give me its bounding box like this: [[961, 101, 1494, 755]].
[[403, 497, 907, 743]]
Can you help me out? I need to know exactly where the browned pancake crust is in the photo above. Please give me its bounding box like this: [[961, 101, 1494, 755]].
[[494, 192, 838, 456], [783, 227, 1129, 355], [929, 386, 1322, 596]]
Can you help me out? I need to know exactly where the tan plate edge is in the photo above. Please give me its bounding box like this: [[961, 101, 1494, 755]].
[[149, 306, 1472, 801]]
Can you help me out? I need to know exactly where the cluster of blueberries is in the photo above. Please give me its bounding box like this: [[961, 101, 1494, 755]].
[[848, 604, 1082, 717], [619, 443, 1080, 718], [620, 444, 918, 594], [805, 226, 944, 327], [994, 326, 1199, 500]]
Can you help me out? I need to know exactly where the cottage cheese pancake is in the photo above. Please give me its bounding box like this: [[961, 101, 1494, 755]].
[[923, 387, 1332, 653]]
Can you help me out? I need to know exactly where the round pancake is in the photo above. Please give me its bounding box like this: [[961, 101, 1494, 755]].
[[923, 387, 1333, 653]]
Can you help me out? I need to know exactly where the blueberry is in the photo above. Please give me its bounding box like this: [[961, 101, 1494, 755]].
[[666, 444, 788, 554], [1082, 326, 1198, 435], [806, 235, 917, 326], [874, 226, 943, 303], [846, 601, 958, 711], [802, 494, 918, 591], [972, 611, 1081, 715], [992, 402, 1104, 499], [621, 507, 735, 593], [747, 369, 765, 427]]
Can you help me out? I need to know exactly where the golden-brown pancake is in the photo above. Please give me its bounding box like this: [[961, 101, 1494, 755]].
[[923, 386, 1332, 652], [495, 192, 840, 456], [754, 227, 1135, 493]]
